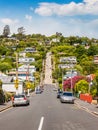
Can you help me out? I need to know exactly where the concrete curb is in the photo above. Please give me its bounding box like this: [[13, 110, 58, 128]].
[[75, 102, 98, 116], [0, 105, 12, 112], [91, 111, 98, 115], [75, 102, 88, 110]]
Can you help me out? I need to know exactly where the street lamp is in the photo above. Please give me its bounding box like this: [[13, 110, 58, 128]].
[[88, 82, 93, 94]]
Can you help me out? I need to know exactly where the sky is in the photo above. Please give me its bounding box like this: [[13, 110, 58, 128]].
[[0, 0, 98, 39]]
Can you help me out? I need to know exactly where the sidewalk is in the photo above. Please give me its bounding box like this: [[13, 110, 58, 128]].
[[75, 98, 98, 116], [0, 101, 12, 112], [0, 92, 34, 112]]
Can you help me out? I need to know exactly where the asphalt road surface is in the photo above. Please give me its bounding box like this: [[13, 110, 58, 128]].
[[0, 85, 98, 130], [44, 52, 52, 84], [0, 52, 98, 130]]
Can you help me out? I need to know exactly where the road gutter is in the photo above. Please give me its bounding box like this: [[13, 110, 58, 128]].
[[0, 105, 12, 112], [75, 102, 98, 117]]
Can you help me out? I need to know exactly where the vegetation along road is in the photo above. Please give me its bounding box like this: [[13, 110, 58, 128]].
[[0, 52, 98, 130], [0, 85, 98, 130]]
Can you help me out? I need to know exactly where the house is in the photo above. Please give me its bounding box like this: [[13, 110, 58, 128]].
[[2, 82, 23, 94], [58, 64, 74, 69], [51, 38, 60, 43], [0, 75, 23, 94], [19, 51, 26, 58], [60, 56, 77, 64], [8, 71, 35, 82], [18, 57, 35, 64], [0, 75, 13, 83], [18, 65, 36, 73], [63, 70, 78, 80], [25, 47, 36, 53], [94, 55, 98, 64]]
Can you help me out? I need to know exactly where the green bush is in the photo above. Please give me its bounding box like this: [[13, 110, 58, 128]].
[[5, 92, 13, 102], [0, 88, 5, 104]]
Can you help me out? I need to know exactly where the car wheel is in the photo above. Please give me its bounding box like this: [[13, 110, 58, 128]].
[[72, 101, 74, 104], [27, 102, 30, 105], [13, 104, 15, 107], [60, 100, 63, 103]]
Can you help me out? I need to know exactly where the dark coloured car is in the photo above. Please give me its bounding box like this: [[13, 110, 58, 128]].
[[35, 88, 42, 94], [57, 91, 63, 98]]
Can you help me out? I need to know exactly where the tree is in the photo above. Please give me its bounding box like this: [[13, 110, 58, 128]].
[[0, 46, 9, 55], [87, 45, 98, 56], [63, 75, 89, 91], [17, 27, 25, 34], [0, 62, 12, 73], [68, 36, 78, 45], [17, 27, 25, 40], [74, 65, 83, 74], [3, 25, 10, 37], [75, 80, 89, 94], [0, 80, 5, 104], [95, 73, 98, 96], [75, 45, 87, 62], [80, 55, 95, 75]]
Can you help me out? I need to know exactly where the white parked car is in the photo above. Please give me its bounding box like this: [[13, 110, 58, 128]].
[[60, 91, 75, 104], [12, 94, 30, 107]]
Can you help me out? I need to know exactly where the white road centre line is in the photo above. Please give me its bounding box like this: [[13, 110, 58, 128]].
[[38, 116, 44, 130]]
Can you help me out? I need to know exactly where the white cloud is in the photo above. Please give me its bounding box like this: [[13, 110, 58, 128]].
[[25, 14, 32, 21], [30, 7, 34, 11], [34, 0, 98, 16], [23, 16, 98, 39], [0, 18, 19, 24], [84, 0, 98, 5]]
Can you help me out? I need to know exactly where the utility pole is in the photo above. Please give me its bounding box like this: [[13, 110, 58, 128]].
[[62, 70, 63, 91], [14, 53, 19, 95], [26, 64, 30, 97], [71, 69, 73, 92]]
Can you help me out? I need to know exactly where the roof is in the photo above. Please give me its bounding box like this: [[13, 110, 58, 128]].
[[0, 76, 13, 83], [8, 71, 28, 74]]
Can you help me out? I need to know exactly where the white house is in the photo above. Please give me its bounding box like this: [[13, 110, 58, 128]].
[[60, 56, 77, 64], [0, 75, 23, 94], [18, 65, 36, 73], [58, 64, 75, 69], [25, 47, 36, 53], [8, 71, 34, 82], [2, 82, 23, 94], [18, 57, 35, 64]]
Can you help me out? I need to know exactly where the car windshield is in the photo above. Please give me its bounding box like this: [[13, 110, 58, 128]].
[[14, 95, 25, 98], [63, 93, 73, 96], [58, 91, 62, 93]]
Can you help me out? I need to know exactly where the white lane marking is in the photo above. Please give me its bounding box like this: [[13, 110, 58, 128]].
[[38, 116, 44, 130]]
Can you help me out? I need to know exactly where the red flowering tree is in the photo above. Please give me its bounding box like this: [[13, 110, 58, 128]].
[[63, 75, 90, 91]]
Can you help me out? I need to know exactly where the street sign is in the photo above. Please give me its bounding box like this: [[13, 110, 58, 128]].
[[14, 79, 19, 89]]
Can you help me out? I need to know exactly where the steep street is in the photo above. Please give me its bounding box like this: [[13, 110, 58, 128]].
[[44, 52, 52, 84], [0, 52, 98, 130]]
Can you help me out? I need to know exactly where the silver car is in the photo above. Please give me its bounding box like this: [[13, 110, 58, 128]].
[[60, 91, 75, 104], [12, 94, 30, 107]]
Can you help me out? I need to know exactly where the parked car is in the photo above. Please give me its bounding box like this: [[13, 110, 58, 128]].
[[60, 91, 75, 104], [35, 88, 42, 94], [57, 91, 63, 98], [12, 94, 30, 107]]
